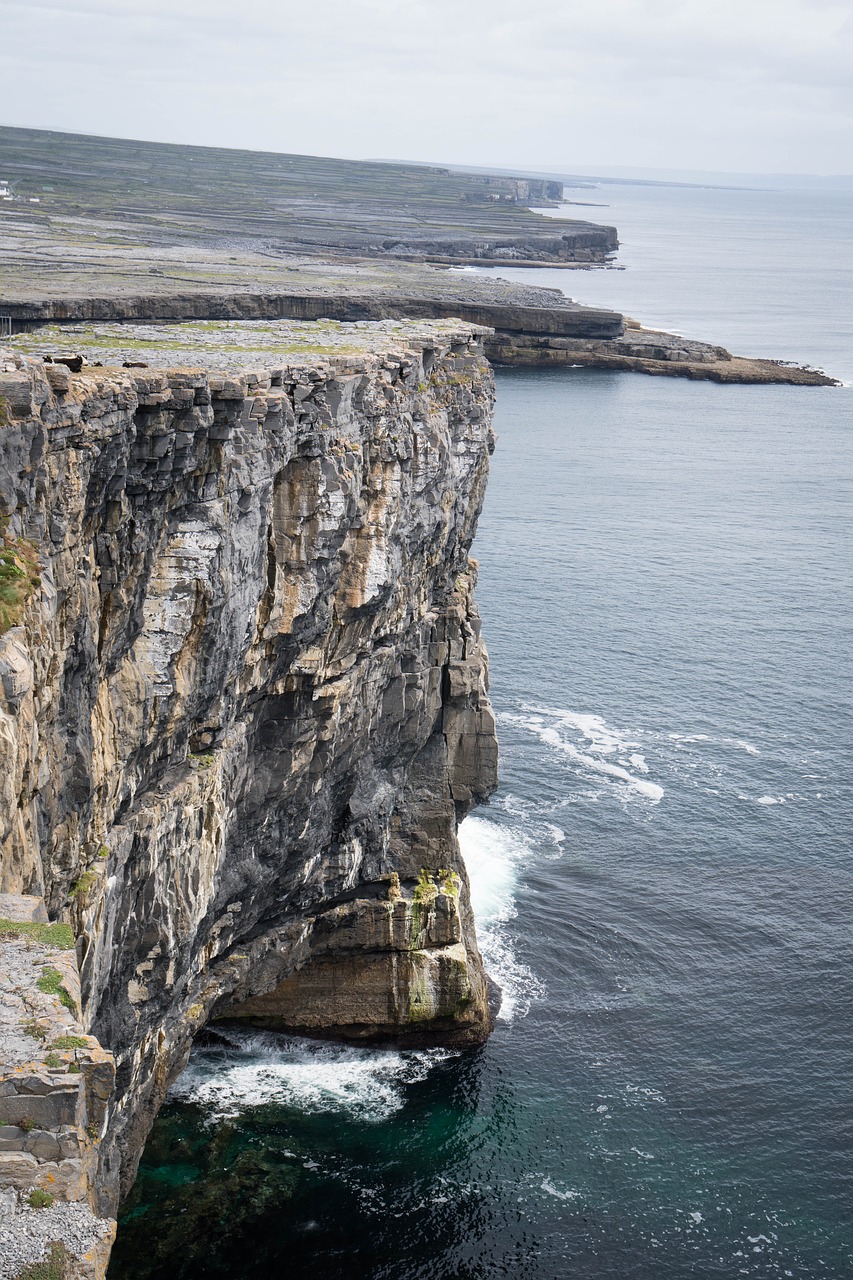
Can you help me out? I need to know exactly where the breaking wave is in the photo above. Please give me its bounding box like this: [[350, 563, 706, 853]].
[[169, 1028, 456, 1123], [460, 812, 544, 1020]]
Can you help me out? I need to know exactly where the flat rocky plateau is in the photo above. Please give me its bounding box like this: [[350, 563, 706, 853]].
[[0, 126, 838, 385]]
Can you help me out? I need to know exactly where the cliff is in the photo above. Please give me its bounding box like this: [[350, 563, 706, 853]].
[[485, 321, 840, 385], [0, 125, 617, 267], [0, 319, 498, 1276], [5, 298, 839, 387]]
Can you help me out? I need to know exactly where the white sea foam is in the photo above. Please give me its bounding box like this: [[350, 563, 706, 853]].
[[460, 813, 544, 1020], [171, 813, 539, 1123], [169, 1029, 455, 1122], [624, 1083, 666, 1105], [502, 706, 663, 803], [671, 731, 760, 757], [539, 1178, 580, 1201]]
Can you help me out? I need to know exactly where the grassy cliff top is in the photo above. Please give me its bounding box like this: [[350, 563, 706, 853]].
[[8, 317, 487, 370]]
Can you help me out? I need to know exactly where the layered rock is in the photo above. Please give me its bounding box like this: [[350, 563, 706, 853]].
[[0, 319, 498, 1255], [0, 894, 116, 1280], [5, 298, 838, 385], [485, 322, 840, 385], [1, 289, 624, 339], [0, 124, 617, 269]]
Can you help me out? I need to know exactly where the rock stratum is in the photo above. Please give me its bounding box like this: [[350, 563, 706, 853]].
[[0, 319, 498, 1278], [3, 306, 838, 388]]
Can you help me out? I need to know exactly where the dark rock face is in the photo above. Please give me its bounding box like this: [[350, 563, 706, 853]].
[[0, 322, 498, 1217], [2, 290, 625, 340]]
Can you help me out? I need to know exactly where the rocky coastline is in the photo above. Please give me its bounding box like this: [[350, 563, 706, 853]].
[[3, 303, 838, 387], [0, 125, 842, 1280], [0, 125, 839, 387]]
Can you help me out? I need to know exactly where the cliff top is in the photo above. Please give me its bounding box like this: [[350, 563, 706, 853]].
[[0, 126, 620, 343], [5, 318, 490, 375]]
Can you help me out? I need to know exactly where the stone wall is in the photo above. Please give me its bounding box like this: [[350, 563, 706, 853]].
[[0, 320, 498, 1271]]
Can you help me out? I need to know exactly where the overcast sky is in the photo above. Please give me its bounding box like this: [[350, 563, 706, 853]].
[[1, 0, 851, 175]]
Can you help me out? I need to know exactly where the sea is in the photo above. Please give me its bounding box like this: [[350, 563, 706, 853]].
[[108, 183, 853, 1280]]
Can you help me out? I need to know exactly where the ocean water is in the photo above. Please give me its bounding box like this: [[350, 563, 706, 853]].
[[108, 186, 853, 1280]]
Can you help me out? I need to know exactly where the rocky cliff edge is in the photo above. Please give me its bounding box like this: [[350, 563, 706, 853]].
[[0, 319, 498, 1275]]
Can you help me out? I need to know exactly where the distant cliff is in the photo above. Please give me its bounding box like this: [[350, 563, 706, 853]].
[[0, 125, 616, 267], [0, 320, 498, 1276]]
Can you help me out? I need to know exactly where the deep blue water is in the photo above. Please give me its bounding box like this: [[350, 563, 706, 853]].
[[109, 187, 853, 1279]]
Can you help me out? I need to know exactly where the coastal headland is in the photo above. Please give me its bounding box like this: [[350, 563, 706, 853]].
[[0, 126, 841, 1280], [0, 126, 838, 386]]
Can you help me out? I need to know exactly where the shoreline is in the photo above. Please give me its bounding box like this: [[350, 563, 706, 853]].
[[4, 305, 840, 387]]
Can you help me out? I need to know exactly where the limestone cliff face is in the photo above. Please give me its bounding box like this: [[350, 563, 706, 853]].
[[0, 321, 497, 1224]]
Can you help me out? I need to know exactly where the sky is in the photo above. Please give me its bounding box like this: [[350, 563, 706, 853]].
[[1, 0, 851, 176]]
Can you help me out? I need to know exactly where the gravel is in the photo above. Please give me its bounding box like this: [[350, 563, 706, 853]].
[[0, 1189, 113, 1278]]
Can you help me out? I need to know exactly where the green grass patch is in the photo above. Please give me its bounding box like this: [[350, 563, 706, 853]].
[[69, 871, 98, 900], [0, 919, 75, 949], [36, 967, 76, 1013], [27, 1189, 54, 1209], [50, 1035, 88, 1050], [0, 519, 41, 634], [15, 1241, 69, 1280]]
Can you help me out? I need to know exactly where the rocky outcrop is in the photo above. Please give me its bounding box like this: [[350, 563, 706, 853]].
[[0, 319, 498, 1257], [1, 289, 624, 340], [485, 322, 841, 385], [459, 175, 564, 205], [4, 298, 838, 385]]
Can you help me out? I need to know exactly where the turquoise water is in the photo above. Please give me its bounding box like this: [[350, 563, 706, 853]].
[[109, 187, 853, 1279]]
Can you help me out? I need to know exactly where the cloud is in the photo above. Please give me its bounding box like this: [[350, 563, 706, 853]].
[[0, 0, 850, 172]]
